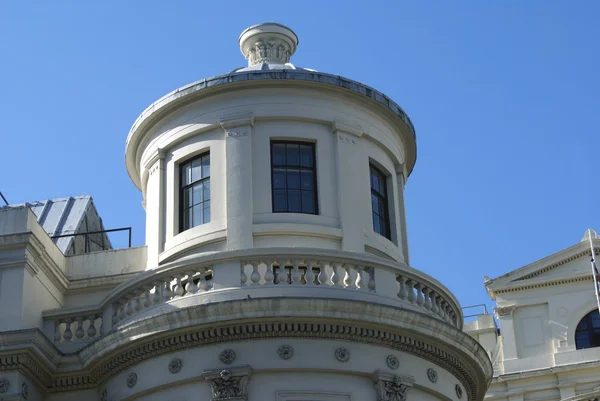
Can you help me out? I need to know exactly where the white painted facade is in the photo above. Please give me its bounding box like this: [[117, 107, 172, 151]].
[[0, 23, 491, 401], [465, 230, 600, 401]]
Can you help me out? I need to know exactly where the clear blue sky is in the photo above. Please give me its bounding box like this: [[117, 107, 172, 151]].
[[1, 1, 599, 312]]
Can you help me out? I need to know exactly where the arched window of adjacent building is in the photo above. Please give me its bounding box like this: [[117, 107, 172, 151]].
[[575, 309, 600, 349]]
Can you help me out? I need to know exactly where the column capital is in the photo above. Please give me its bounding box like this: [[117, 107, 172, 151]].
[[494, 305, 517, 318], [331, 119, 363, 138], [220, 114, 255, 130], [373, 370, 415, 401], [204, 365, 253, 401]]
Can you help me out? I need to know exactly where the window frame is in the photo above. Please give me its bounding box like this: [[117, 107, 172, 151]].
[[575, 309, 600, 350], [179, 152, 211, 232], [270, 140, 319, 215], [370, 163, 391, 240]]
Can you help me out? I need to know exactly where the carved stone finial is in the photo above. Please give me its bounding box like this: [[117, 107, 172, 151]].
[[373, 370, 415, 401], [204, 365, 252, 401], [239, 23, 298, 67]]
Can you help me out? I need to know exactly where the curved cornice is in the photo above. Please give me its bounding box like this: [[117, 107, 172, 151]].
[[125, 70, 417, 189], [10, 298, 492, 400]]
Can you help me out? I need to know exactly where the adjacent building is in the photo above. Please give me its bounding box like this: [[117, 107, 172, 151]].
[[466, 230, 600, 401], [0, 23, 492, 401]]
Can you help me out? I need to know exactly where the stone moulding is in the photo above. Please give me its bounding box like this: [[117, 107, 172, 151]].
[[8, 299, 491, 400]]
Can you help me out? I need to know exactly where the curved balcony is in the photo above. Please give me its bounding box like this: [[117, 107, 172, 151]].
[[42, 248, 462, 352]]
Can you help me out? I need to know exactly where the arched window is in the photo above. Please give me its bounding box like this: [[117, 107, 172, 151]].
[[575, 309, 600, 349]]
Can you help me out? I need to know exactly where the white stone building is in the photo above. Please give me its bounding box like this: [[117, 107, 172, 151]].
[[0, 23, 492, 401], [465, 230, 600, 401]]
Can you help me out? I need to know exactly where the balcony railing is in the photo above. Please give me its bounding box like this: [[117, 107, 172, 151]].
[[43, 248, 462, 352]]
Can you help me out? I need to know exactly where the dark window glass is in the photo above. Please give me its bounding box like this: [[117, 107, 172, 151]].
[[270, 142, 318, 214], [180, 153, 210, 231], [370, 164, 391, 240], [575, 309, 600, 349]]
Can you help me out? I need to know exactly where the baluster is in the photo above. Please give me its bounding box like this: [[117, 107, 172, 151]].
[[152, 282, 163, 304], [355, 265, 364, 290], [63, 319, 73, 342], [241, 262, 248, 286], [317, 261, 328, 285], [439, 300, 447, 319], [54, 321, 62, 342], [276, 260, 288, 284], [406, 280, 416, 303], [423, 288, 432, 311], [305, 261, 316, 285], [125, 295, 135, 315], [250, 261, 261, 285], [430, 292, 439, 315], [185, 272, 198, 294], [264, 260, 275, 285], [397, 276, 408, 299], [448, 309, 456, 325], [367, 268, 376, 292], [133, 291, 142, 311], [198, 269, 209, 291], [75, 317, 85, 339], [343, 264, 355, 289], [415, 283, 424, 307], [173, 275, 185, 297], [87, 315, 97, 338], [111, 305, 118, 325], [163, 278, 174, 300], [331, 262, 342, 287], [291, 260, 301, 285], [118, 302, 126, 320]]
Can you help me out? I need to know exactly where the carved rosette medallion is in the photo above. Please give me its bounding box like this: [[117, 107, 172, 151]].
[[278, 344, 294, 360], [335, 347, 350, 362], [0, 378, 9, 393], [427, 368, 438, 383], [204, 366, 252, 401], [21, 383, 29, 399], [373, 370, 415, 401], [169, 358, 183, 373], [386, 355, 399, 370], [455, 384, 463, 399], [127, 372, 137, 388], [219, 349, 237, 365]]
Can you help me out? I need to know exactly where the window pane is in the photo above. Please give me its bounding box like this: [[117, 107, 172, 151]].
[[203, 202, 210, 224], [288, 190, 301, 212], [576, 332, 589, 348], [371, 170, 380, 193], [578, 319, 589, 330], [191, 160, 202, 183], [379, 217, 387, 237], [183, 163, 192, 186], [286, 144, 300, 166], [301, 170, 313, 190], [300, 145, 313, 167], [272, 144, 286, 165], [287, 169, 300, 189], [378, 195, 387, 217], [183, 208, 193, 230], [203, 180, 211, 201], [373, 213, 380, 234], [192, 183, 203, 204], [273, 190, 287, 212], [273, 168, 286, 189], [301, 191, 315, 214], [202, 155, 210, 178], [371, 194, 379, 216], [183, 187, 192, 209], [192, 204, 203, 227], [592, 311, 600, 327]]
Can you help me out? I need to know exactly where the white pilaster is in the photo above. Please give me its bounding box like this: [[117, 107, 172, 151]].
[[221, 114, 255, 250], [332, 120, 364, 253]]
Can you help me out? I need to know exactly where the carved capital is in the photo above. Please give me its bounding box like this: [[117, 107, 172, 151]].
[[220, 114, 254, 139], [204, 365, 252, 401], [332, 120, 363, 138], [494, 305, 517, 318], [373, 370, 414, 401]]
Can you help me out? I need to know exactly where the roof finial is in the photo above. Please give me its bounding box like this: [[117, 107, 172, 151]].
[[239, 23, 299, 67], [582, 228, 598, 242]]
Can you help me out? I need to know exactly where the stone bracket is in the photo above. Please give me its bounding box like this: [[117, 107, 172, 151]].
[[220, 114, 255, 138]]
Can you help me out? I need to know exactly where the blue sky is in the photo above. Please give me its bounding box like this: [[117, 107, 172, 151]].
[[1, 1, 599, 312]]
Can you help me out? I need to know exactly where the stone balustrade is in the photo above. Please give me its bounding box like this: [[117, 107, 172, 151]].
[[42, 248, 462, 351]]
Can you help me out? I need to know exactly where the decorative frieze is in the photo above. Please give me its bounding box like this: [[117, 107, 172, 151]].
[[204, 366, 252, 401], [373, 370, 414, 401]]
